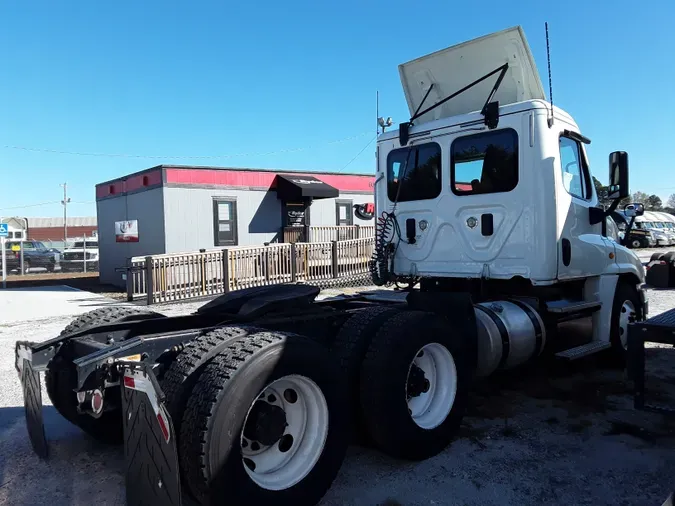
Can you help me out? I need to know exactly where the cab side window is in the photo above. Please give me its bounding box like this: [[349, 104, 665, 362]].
[[559, 136, 591, 200], [387, 142, 442, 202], [451, 128, 518, 195]]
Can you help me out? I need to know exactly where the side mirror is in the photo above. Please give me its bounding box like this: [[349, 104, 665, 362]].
[[624, 202, 645, 217], [608, 151, 629, 200]]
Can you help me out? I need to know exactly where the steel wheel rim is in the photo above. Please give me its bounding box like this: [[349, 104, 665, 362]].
[[240, 374, 329, 491], [619, 300, 636, 350], [405, 342, 457, 430]]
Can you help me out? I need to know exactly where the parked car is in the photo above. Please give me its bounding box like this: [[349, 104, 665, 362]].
[[2, 240, 58, 274], [60, 238, 99, 272], [610, 212, 655, 248], [635, 221, 673, 246]]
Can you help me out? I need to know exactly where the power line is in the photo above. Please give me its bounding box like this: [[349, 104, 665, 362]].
[[0, 200, 94, 212], [338, 136, 376, 172], [2, 131, 372, 160], [0, 201, 60, 211]]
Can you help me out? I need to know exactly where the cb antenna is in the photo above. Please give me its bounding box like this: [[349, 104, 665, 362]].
[[545, 22, 554, 127], [376, 90, 379, 137]]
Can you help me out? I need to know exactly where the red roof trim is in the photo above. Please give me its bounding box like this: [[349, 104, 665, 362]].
[[96, 169, 163, 198], [164, 168, 374, 193]]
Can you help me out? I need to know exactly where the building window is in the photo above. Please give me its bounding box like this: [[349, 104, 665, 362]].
[[559, 135, 591, 200], [14, 231, 22, 239], [451, 129, 518, 195], [335, 200, 353, 226], [387, 142, 442, 202], [213, 198, 238, 246]]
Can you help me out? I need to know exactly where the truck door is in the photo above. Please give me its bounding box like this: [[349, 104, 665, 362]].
[[556, 132, 614, 280]]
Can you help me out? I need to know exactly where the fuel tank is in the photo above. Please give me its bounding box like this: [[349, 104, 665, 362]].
[[473, 299, 546, 378]]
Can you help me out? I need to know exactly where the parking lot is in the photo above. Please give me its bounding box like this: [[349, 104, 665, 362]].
[[1, 262, 675, 505]]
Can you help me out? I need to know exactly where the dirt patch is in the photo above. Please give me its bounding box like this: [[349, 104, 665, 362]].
[[604, 420, 662, 443]]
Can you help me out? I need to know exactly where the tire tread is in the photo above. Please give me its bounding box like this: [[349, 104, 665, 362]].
[[180, 331, 289, 503]]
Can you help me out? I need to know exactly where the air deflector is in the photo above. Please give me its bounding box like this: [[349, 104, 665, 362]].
[[398, 26, 546, 125]]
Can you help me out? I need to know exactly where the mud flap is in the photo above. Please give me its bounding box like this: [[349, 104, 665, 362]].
[[119, 361, 182, 506], [15, 341, 48, 459]]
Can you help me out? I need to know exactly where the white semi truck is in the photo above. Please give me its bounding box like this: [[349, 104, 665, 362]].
[[15, 26, 657, 506]]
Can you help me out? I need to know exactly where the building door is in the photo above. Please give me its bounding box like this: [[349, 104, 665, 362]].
[[336, 200, 353, 226], [213, 198, 238, 246]]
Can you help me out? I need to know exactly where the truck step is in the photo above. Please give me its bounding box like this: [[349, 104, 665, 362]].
[[555, 341, 612, 360], [546, 300, 602, 314]]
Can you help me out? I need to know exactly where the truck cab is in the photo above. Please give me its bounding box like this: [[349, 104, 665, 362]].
[[373, 26, 647, 365]]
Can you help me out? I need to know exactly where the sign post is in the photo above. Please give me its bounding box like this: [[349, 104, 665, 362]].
[[0, 224, 8, 289]]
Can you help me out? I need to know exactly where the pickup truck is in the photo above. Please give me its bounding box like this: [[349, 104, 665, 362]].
[[2, 240, 58, 274], [59, 238, 99, 272]]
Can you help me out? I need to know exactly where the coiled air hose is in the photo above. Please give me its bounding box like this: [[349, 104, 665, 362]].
[[369, 211, 399, 286], [370, 146, 414, 286]]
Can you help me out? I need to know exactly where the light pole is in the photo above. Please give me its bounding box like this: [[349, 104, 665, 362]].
[[60, 183, 71, 243]]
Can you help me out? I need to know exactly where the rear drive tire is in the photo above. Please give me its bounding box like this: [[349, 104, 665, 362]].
[[359, 310, 472, 461], [160, 325, 262, 437], [180, 331, 350, 506], [330, 305, 400, 442], [607, 280, 644, 368], [651, 252, 665, 262], [45, 306, 163, 443]]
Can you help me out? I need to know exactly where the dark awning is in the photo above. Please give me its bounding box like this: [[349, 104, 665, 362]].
[[275, 174, 339, 200]]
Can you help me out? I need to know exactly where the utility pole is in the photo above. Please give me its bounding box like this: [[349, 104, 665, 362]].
[[60, 183, 71, 242]]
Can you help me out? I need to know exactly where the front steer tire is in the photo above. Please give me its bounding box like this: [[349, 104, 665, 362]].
[[607, 280, 645, 368], [359, 310, 472, 461], [45, 306, 163, 444], [180, 330, 351, 506]]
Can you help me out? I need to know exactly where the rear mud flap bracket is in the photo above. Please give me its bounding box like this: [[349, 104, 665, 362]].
[[119, 361, 183, 506]]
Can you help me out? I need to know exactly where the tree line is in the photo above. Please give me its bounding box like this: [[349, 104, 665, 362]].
[[593, 177, 675, 214]]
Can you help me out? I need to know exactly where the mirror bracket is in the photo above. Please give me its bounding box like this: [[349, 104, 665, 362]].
[[589, 206, 606, 226]]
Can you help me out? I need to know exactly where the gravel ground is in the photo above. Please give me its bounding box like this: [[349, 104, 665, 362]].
[[2, 276, 675, 505]]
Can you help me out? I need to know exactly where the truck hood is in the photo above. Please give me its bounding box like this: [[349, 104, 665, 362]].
[[398, 25, 546, 124]]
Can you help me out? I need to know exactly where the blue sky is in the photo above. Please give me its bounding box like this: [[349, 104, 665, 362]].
[[1, 0, 673, 217]]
